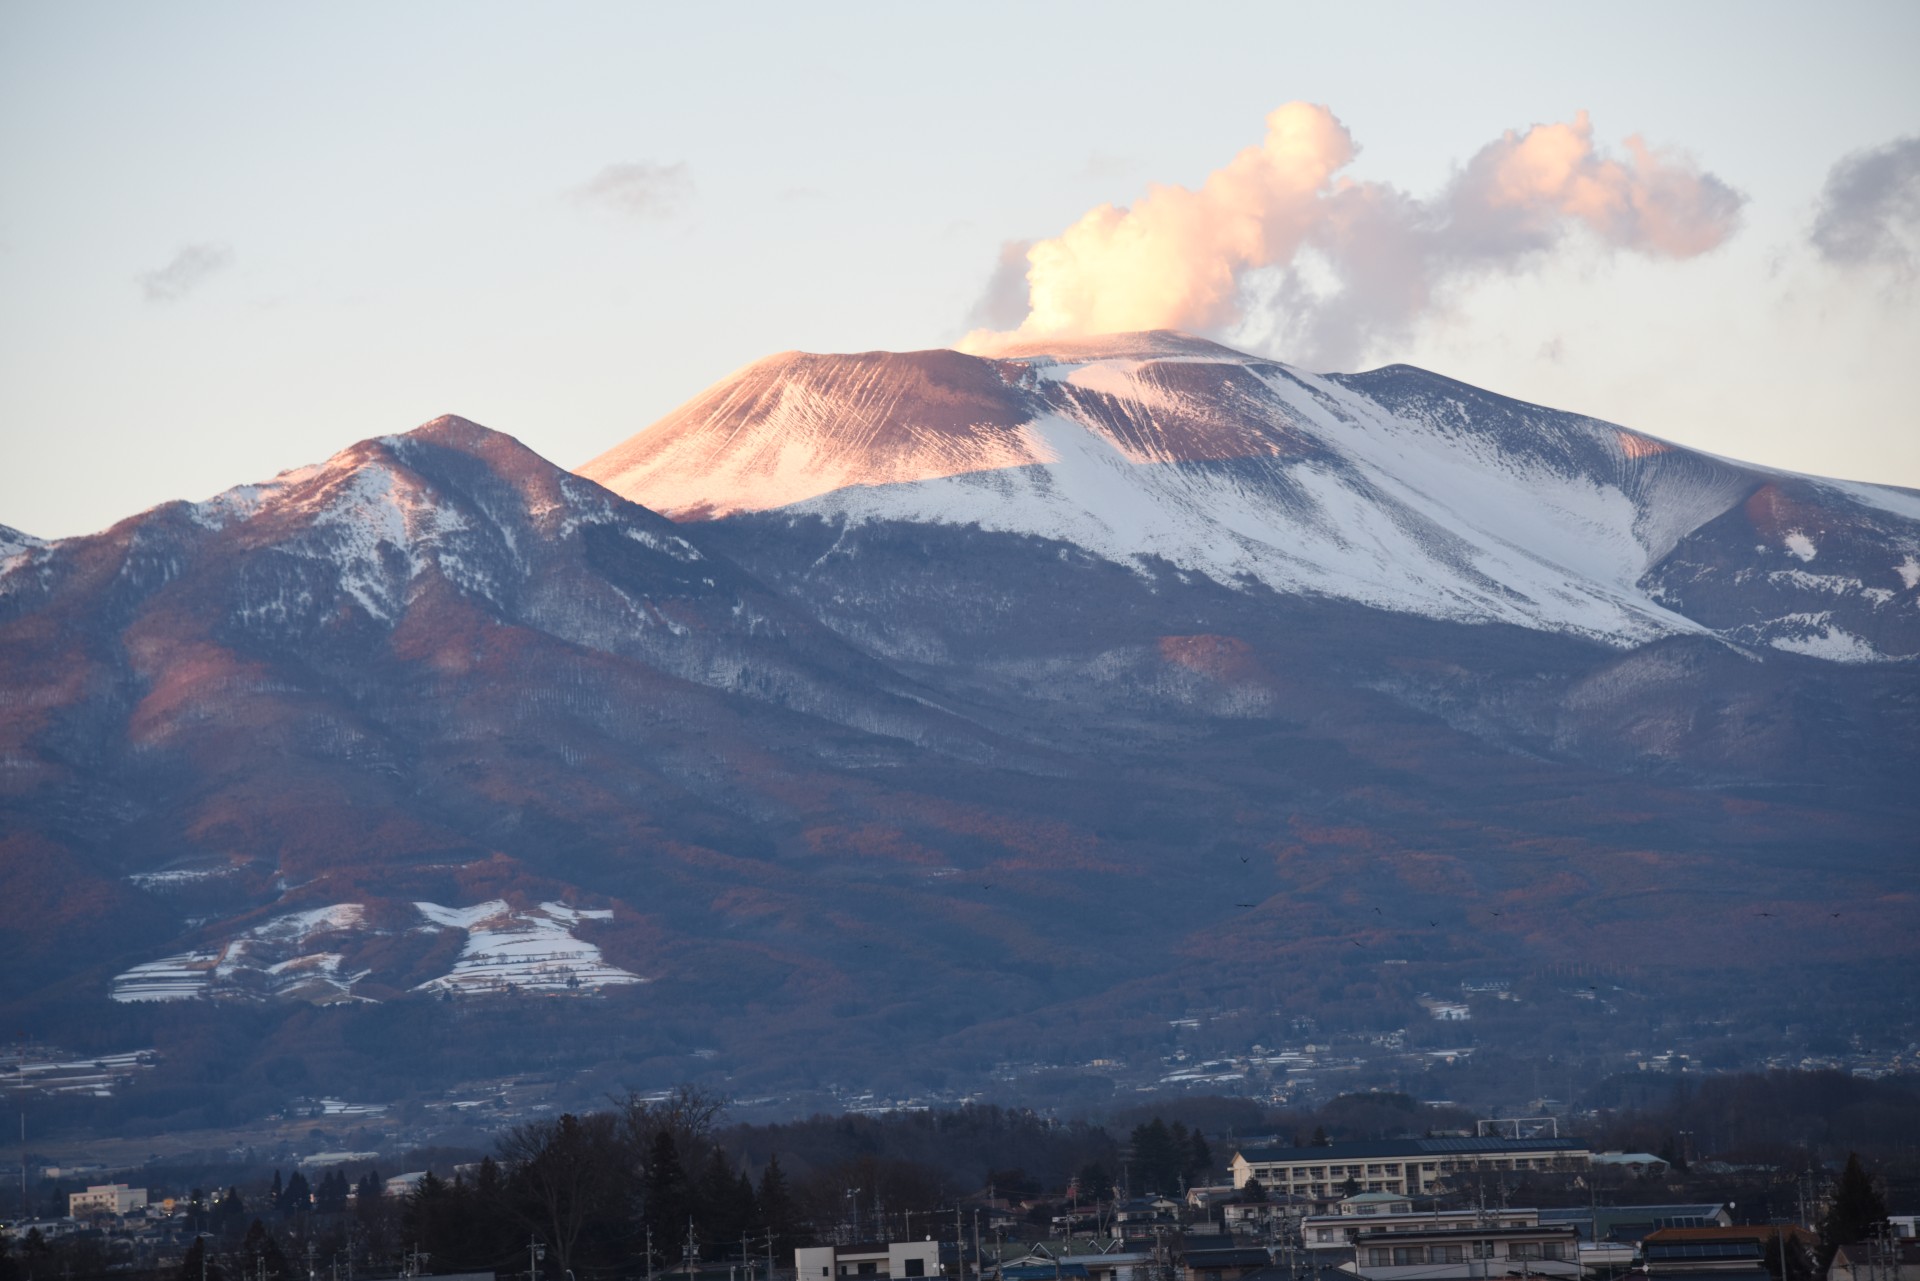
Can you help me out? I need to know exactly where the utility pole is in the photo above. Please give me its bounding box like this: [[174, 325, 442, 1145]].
[[956, 1206, 965, 1281], [529, 1236, 544, 1281]]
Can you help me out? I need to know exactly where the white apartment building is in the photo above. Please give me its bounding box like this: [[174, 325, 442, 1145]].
[[68, 1184, 148, 1218], [797, 1241, 944, 1281]]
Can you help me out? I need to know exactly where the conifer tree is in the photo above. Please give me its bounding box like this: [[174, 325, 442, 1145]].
[[757, 1155, 795, 1248], [1819, 1154, 1889, 1269], [177, 1236, 224, 1281], [643, 1129, 692, 1255], [282, 1171, 312, 1216], [1188, 1132, 1213, 1182]]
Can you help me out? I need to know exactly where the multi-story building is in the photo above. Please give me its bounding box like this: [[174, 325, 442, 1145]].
[[797, 1241, 944, 1281], [1352, 1223, 1581, 1281], [1304, 1198, 1542, 1264], [68, 1184, 148, 1218], [1230, 1137, 1590, 1200]]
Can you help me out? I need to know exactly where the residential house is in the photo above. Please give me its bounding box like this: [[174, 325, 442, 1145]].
[[1642, 1224, 1814, 1281], [1827, 1238, 1920, 1281], [1181, 1248, 1273, 1281], [993, 1241, 1156, 1281]]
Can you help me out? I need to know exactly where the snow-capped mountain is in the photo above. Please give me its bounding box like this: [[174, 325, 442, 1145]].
[[2, 348, 1915, 1107], [582, 332, 1920, 662]]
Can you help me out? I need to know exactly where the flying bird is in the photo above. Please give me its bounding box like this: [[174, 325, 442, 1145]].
[[1372, 907, 1382, 914], [1756, 911, 1774, 917]]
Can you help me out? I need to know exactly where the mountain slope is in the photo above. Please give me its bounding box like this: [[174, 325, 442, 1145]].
[[2, 357, 1916, 1121], [0, 416, 1043, 1002], [583, 332, 1920, 661]]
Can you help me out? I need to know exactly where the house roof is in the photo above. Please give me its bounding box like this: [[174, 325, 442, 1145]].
[[1538, 1206, 1730, 1241], [1833, 1240, 1920, 1265], [1182, 1249, 1274, 1268], [1644, 1226, 1815, 1246], [1355, 1226, 1576, 1244], [1235, 1136, 1587, 1164], [1645, 1242, 1764, 1263]]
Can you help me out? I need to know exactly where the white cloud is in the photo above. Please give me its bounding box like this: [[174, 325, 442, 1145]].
[[573, 161, 693, 220], [138, 243, 233, 303], [1811, 135, 1920, 277]]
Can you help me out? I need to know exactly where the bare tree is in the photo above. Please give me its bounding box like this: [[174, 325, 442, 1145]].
[[499, 1112, 627, 1278]]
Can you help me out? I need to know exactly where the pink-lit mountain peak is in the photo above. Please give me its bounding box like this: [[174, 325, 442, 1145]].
[[575, 332, 1300, 520], [575, 331, 1920, 661]]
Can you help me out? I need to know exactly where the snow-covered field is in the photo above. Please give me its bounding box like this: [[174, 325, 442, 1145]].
[[110, 951, 223, 1002], [2, 1048, 156, 1098], [414, 900, 643, 995], [110, 899, 639, 1003]]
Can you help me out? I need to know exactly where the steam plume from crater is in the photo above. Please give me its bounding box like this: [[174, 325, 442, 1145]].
[[961, 104, 1744, 367]]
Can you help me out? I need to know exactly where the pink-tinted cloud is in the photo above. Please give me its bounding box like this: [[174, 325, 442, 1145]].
[[963, 104, 1744, 367]]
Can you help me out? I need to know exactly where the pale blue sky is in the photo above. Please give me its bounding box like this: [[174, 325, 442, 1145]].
[[2, 1, 1917, 539]]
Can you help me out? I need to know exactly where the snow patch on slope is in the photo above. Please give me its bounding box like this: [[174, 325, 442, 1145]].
[[109, 952, 222, 1002], [790, 368, 1709, 646], [0, 523, 45, 576], [412, 900, 640, 995], [1764, 616, 1883, 663], [111, 903, 373, 1004]]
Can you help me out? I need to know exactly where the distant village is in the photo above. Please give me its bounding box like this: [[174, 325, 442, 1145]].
[[6, 1095, 1916, 1281]]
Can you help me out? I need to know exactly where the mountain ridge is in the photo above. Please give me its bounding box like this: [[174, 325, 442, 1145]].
[[2, 346, 1915, 1114], [582, 332, 1919, 663]]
